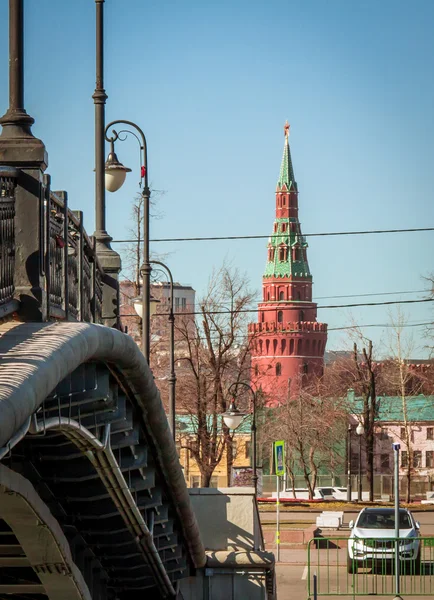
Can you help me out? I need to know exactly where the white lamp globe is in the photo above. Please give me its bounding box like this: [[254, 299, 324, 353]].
[[356, 422, 365, 436]]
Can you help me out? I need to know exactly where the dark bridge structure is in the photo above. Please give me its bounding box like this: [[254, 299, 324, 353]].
[[0, 2, 205, 597]]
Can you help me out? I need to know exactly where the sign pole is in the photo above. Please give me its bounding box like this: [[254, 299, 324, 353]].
[[273, 440, 285, 563], [276, 473, 280, 561]]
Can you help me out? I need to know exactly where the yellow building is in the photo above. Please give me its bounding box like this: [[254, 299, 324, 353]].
[[175, 415, 252, 488]]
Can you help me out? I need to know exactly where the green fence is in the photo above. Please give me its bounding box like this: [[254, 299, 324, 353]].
[[307, 537, 434, 598]]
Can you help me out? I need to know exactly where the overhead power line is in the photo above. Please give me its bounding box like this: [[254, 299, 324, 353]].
[[111, 226, 434, 244], [152, 297, 433, 317]]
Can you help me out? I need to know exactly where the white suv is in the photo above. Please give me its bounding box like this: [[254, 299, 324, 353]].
[[348, 507, 421, 574]]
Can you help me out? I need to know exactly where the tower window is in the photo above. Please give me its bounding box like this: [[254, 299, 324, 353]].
[[299, 310, 304, 321], [303, 363, 309, 374], [281, 339, 286, 354], [254, 365, 259, 376], [273, 339, 278, 353], [298, 339, 302, 354], [277, 310, 283, 323], [281, 222, 287, 232], [276, 363, 282, 376], [289, 339, 294, 355], [274, 223, 278, 233], [266, 339, 270, 354], [279, 291, 284, 300]]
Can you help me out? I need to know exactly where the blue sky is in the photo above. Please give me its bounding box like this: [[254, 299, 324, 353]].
[[0, 0, 433, 356]]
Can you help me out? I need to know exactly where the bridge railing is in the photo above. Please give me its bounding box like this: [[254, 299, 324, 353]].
[[0, 167, 17, 312], [0, 167, 106, 324]]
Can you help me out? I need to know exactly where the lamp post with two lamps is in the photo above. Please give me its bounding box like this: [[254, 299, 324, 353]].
[[356, 421, 365, 502], [221, 382, 258, 495]]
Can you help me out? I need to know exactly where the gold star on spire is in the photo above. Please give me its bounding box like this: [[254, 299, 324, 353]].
[[284, 120, 290, 138]]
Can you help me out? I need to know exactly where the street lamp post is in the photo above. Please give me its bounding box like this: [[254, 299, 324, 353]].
[[150, 261, 176, 440], [103, 120, 151, 362], [347, 424, 352, 502], [222, 382, 258, 495], [356, 421, 365, 502]]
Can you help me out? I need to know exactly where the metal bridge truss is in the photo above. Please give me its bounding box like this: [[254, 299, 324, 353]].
[[0, 360, 194, 599]]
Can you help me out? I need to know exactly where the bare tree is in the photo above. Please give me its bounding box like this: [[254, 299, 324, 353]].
[[261, 380, 347, 499], [174, 264, 257, 487]]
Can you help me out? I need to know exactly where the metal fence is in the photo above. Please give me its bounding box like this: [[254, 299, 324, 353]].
[[307, 536, 434, 598]]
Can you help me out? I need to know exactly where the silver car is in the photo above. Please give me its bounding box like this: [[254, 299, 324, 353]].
[[347, 507, 421, 573]]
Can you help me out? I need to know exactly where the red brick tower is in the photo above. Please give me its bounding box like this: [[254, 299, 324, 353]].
[[248, 123, 327, 402]]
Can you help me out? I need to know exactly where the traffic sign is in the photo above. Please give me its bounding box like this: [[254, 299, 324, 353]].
[[274, 440, 285, 476]]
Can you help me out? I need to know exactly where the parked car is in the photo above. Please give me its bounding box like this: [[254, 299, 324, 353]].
[[347, 507, 421, 574]]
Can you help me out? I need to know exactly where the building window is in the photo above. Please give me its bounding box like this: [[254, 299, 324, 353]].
[[413, 451, 422, 468], [210, 476, 219, 488], [279, 291, 284, 300], [276, 363, 282, 376], [245, 441, 251, 459], [401, 451, 408, 468], [277, 310, 283, 323], [426, 451, 434, 468], [181, 297, 186, 309], [427, 428, 433, 441], [175, 297, 180, 309], [400, 427, 414, 442], [381, 454, 390, 470]]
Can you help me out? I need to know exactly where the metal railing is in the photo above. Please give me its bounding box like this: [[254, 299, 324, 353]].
[[307, 536, 434, 598], [0, 167, 18, 314], [0, 167, 107, 324]]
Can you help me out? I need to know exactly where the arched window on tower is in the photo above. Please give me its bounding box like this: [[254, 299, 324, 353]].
[[266, 339, 270, 354], [274, 223, 278, 233], [289, 339, 294, 355], [273, 339, 278, 354], [303, 363, 309, 374], [267, 291, 270, 301], [261, 312, 265, 322], [312, 339, 317, 355], [259, 339, 263, 354], [297, 291, 301, 300], [254, 364, 259, 376], [277, 310, 283, 323], [279, 291, 285, 300], [279, 246, 286, 262], [305, 339, 310, 355], [299, 310, 304, 321], [281, 339, 286, 354], [276, 362, 282, 376], [298, 339, 302, 355]]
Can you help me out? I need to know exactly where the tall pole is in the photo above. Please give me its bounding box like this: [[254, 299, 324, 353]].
[[393, 443, 402, 600], [228, 382, 258, 496], [0, 0, 35, 139], [358, 434, 362, 502], [150, 261, 176, 439], [93, 0, 110, 251], [252, 392, 258, 494], [347, 424, 352, 502]]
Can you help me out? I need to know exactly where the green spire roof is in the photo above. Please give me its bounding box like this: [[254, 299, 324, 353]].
[[263, 219, 311, 279], [277, 121, 297, 191]]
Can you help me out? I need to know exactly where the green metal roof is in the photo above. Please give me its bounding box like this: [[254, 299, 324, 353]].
[[277, 133, 297, 191], [175, 413, 252, 435], [263, 218, 311, 279], [347, 390, 434, 422]]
